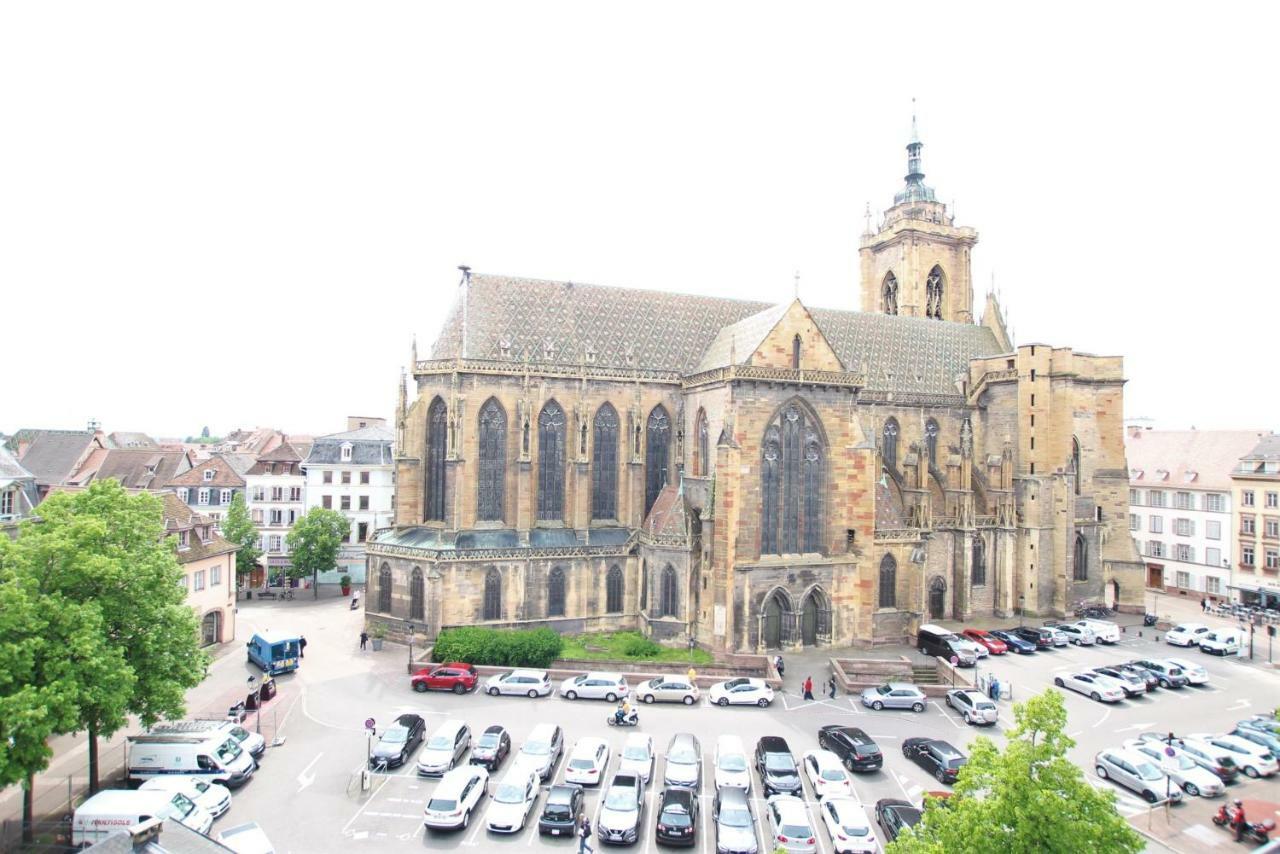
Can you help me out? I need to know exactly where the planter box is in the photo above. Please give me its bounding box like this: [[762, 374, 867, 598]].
[[371, 638, 384, 651]]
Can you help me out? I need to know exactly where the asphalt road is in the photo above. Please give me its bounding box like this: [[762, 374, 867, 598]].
[[205, 598, 1280, 853]]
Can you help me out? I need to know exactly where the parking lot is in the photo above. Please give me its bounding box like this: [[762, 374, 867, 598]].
[[215, 599, 1280, 853]]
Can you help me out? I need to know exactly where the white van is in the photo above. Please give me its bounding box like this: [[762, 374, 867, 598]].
[[127, 734, 256, 788], [150, 720, 267, 760], [140, 775, 232, 818], [1197, 629, 1243, 656], [713, 734, 751, 791], [72, 789, 212, 847]]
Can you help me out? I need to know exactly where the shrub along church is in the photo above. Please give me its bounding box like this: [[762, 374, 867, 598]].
[[366, 128, 1145, 652]]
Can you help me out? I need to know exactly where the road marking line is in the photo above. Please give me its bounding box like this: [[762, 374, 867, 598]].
[[1093, 708, 1112, 729], [340, 773, 393, 835], [932, 701, 962, 728]]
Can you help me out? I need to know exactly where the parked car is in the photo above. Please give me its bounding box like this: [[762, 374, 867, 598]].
[[1165, 623, 1211, 647], [636, 676, 700, 705], [874, 799, 922, 844], [411, 662, 478, 694], [1042, 626, 1069, 647], [416, 719, 471, 776], [766, 794, 817, 854], [713, 786, 758, 854], [961, 628, 1008, 654], [564, 737, 610, 786], [1090, 666, 1147, 698], [1094, 748, 1182, 804], [1129, 659, 1189, 689], [655, 786, 699, 847], [512, 723, 563, 782], [618, 733, 655, 784], [423, 764, 489, 831], [902, 738, 967, 785], [138, 777, 231, 819], [708, 677, 774, 707], [1155, 736, 1240, 784], [470, 725, 512, 772], [486, 768, 539, 833], [559, 672, 630, 702], [1198, 629, 1243, 656], [1113, 662, 1159, 691], [1010, 626, 1054, 650], [713, 734, 752, 791], [1242, 715, 1280, 736], [371, 713, 426, 769], [485, 669, 552, 698], [1074, 619, 1121, 644], [1053, 672, 1126, 703], [860, 683, 926, 712], [817, 726, 883, 772], [1046, 622, 1096, 646], [990, 629, 1036, 654], [951, 636, 988, 660], [819, 797, 879, 854], [917, 624, 977, 666], [537, 783, 584, 837], [1231, 724, 1280, 758], [1188, 733, 1278, 778], [1124, 740, 1225, 797], [801, 750, 854, 799], [663, 733, 702, 788], [944, 689, 998, 726], [598, 772, 645, 845], [1163, 658, 1209, 685], [755, 736, 802, 798]]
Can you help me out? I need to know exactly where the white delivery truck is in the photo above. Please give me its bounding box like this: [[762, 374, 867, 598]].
[[72, 789, 212, 847], [149, 719, 267, 760], [127, 734, 256, 788]]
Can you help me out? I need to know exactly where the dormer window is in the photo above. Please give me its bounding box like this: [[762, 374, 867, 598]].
[[178, 530, 190, 549], [203, 469, 214, 482], [340, 443, 353, 462]]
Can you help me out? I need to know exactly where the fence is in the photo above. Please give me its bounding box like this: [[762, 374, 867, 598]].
[[0, 741, 126, 853]]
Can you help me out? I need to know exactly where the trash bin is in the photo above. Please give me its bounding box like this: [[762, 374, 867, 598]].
[[245, 691, 259, 711], [245, 590, 252, 600]]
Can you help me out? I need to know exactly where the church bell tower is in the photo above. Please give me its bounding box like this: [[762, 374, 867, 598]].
[[860, 115, 978, 323]]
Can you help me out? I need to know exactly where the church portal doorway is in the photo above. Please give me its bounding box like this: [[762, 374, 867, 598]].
[[928, 577, 947, 620], [801, 596, 818, 646], [762, 590, 788, 649]]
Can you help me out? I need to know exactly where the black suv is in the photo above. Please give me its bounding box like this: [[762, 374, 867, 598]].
[[1011, 626, 1054, 649], [902, 738, 968, 784], [654, 786, 698, 847], [875, 799, 922, 842], [754, 736, 802, 797], [817, 726, 883, 772], [537, 784, 584, 836]]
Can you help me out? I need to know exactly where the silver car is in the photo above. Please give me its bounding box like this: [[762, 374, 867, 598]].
[[767, 794, 817, 854], [663, 733, 702, 788], [860, 683, 926, 712], [485, 669, 552, 698], [1095, 748, 1183, 804], [597, 772, 644, 845], [558, 672, 630, 702], [714, 786, 758, 854], [945, 688, 998, 725], [1124, 739, 1225, 797]]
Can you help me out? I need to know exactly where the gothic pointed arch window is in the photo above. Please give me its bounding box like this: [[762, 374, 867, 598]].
[[882, 417, 900, 471], [483, 567, 501, 621], [645, 405, 671, 516], [925, 418, 940, 469], [882, 272, 899, 315], [925, 265, 945, 320], [537, 400, 566, 521], [378, 563, 392, 613], [547, 567, 566, 617], [878, 554, 897, 609], [659, 565, 678, 617], [606, 565, 624, 613], [477, 399, 506, 521], [409, 566, 425, 620], [1072, 436, 1082, 496], [592, 404, 619, 520], [425, 398, 447, 522], [792, 335, 801, 369], [694, 408, 709, 477], [1074, 533, 1088, 582], [760, 401, 826, 555], [971, 537, 986, 587]]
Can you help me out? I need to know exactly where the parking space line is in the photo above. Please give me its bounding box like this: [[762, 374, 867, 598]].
[[932, 701, 962, 728], [1093, 708, 1113, 729]]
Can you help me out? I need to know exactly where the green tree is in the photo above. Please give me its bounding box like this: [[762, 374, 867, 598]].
[[888, 689, 1143, 854], [286, 506, 350, 599], [14, 481, 206, 792], [221, 492, 261, 586]]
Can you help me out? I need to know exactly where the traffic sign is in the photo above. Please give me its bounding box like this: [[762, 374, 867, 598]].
[[364, 718, 376, 731]]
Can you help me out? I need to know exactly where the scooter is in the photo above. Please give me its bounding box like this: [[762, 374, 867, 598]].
[[606, 711, 639, 727], [1212, 805, 1275, 844]]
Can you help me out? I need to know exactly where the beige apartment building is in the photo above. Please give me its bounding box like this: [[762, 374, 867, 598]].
[[1231, 434, 1280, 609], [162, 492, 239, 646]]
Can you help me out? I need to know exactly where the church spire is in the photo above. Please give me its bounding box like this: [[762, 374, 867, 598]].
[[894, 101, 936, 205]]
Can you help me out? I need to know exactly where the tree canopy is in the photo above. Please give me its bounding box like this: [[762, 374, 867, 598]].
[[286, 506, 349, 592], [221, 492, 261, 581], [887, 689, 1143, 854]]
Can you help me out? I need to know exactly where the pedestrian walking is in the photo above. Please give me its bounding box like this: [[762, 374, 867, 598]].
[[1201, 597, 1208, 612], [827, 675, 837, 699], [775, 655, 785, 677], [359, 631, 369, 651], [802, 676, 814, 701], [686, 666, 697, 685], [578, 816, 594, 854], [299, 636, 307, 658]]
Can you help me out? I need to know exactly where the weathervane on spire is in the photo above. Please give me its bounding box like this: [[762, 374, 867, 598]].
[[793, 270, 800, 300]]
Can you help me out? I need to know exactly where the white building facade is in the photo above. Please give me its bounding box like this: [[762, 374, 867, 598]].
[[1125, 428, 1268, 603], [302, 423, 394, 585], [244, 438, 307, 585]]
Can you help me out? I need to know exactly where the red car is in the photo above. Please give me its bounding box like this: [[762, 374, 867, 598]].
[[411, 662, 478, 694], [961, 629, 1007, 655]]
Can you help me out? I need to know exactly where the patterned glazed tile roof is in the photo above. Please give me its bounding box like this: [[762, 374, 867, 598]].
[[643, 484, 689, 538], [694, 302, 794, 373], [430, 274, 1004, 395]]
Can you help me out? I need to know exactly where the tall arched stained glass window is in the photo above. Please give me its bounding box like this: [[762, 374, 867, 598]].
[[925, 265, 945, 319], [477, 399, 506, 521], [537, 401, 566, 521], [925, 418, 939, 469], [606, 566, 623, 613], [645, 405, 671, 516], [548, 567, 566, 617], [378, 563, 393, 613], [425, 398, 447, 522], [882, 418, 900, 471], [878, 554, 897, 609], [882, 272, 899, 315], [695, 409, 709, 477], [760, 401, 826, 555], [1074, 534, 1088, 582], [1072, 436, 1082, 496], [592, 404, 619, 520], [971, 537, 986, 586], [659, 565, 678, 617], [483, 567, 501, 621], [409, 566, 424, 620]]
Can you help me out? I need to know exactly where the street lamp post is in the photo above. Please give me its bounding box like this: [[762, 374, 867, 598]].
[[1019, 594, 1026, 628], [407, 623, 416, 670]]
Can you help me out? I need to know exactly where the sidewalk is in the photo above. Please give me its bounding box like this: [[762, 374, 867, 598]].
[[1130, 796, 1280, 853]]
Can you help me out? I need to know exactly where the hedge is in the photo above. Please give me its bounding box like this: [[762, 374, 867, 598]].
[[432, 626, 564, 669]]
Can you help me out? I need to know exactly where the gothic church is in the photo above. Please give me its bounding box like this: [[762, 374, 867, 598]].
[[367, 128, 1145, 652]]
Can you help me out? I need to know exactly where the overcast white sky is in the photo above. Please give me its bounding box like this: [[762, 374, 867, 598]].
[[3, 3, 1277, 439]]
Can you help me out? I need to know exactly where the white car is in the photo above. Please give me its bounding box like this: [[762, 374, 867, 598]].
[[484, 669, 552, 698], [1163, 658, 1209, 685], [714, 735, 752, 791], [709, 677, 775, 707], [819, 796, 879, 854], [140, 776, 231, 819], [1188, 733, 1279, 778], [766, 794, 818, 854], [215, 822, 274, 854], [1123, 739, 1226, 797], [618, 732, 655, 784], [951, 637, 988, 659], [485, 768, 540, 833], [1165, 623, 1211, 647], [635, 676, 700, 705], [1074, 619, 1121, 644], [564, 738, 610, 786], [801, 750, 854, 799], [1052, 623, 1096, 646], [944, 689, 998, 726], [1197, 629, 1243, 656], [1043, 627, 1069, 647], [423, 764, 489, 830], [558, 672, 630, 701], [1053, 672, 1125, 703]]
